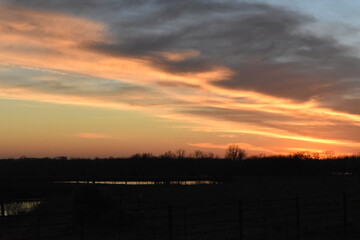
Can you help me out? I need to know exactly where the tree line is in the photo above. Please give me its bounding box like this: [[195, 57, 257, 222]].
[[130, 144, 246, 160], [1, 145, 360, 182]]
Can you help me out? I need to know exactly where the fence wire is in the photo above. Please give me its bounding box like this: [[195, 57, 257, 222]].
[[2, 193, 360, 239]]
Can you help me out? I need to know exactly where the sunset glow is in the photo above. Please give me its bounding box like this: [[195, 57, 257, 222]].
[[2, 1, 360, 157]]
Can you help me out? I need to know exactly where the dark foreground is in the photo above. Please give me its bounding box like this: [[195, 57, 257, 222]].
[[2, 175, 360, 239]]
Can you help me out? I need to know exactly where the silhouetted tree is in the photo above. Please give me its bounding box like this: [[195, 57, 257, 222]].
[[324, 150, 335, 159], [160, 151, 176, 159], [291, 151, 311, 160], [311, 152, 321, 160], [205, 152, 216, 159], [225, 144, 246, 160], [141, 153, 153, 159], [193, 150, 205, 159], [130, 153, 142, 159], [175, 149, 186, 159]]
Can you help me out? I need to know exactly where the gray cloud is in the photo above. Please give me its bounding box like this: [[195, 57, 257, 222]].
[[156, 81, 199, 89], [319, 96, 360, 115], [179, 106, 297, 126], [79, 0, 360, 106], [178, 106, 360, 142], [0, 67, 176, 106], [5, 0, 360, 114]]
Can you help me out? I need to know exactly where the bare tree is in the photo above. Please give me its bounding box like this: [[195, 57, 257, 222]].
[[193, 150, 205, 159], [324, 150, 335, 159], [175, 149, 186, 159], [311, 152, 321, 160], [291, 151, 311, 160], [160, 151, 176, 159], [225, 144, 246, 160], [130, 153, 142, 159], [141, 153, 153, 159], [206, 152, 215, 159]]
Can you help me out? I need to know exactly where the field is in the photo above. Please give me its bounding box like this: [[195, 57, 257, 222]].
[[2, 175, 360, 239]]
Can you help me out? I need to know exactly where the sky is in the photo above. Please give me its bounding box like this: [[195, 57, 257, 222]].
[[2, 0, 360, 158]]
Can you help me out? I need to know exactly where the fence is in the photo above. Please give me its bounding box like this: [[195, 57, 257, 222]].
[[2, 193, 360, 239]]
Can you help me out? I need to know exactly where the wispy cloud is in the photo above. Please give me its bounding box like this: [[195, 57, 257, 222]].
[[2, 1, 360, 154], [188, 142, 278, 154], [187, 142, 229, 150], [219, 135, 237, 138], [75, 132, 113, 139], [285, 148, 327, 153]]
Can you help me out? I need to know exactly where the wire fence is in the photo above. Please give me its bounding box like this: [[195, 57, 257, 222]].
[[2, 193, 360, 239]]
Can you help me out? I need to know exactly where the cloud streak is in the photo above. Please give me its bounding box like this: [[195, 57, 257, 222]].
[[188, 142, 277, 154], [2, 1, 360, 155], [75, 132, 113, 139]]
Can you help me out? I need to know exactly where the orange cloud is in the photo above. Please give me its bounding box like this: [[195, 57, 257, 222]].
[[75, 132, 113, 139], [219, 134, 237, 138], [167, 112, 360, 150], [187, 142, 278, 154], [0, 4, 230, 90], [160, 50, 200, 62], [2, 3, 360, 156], [188, 142, 229, 149], [285, 148, 326, 153]]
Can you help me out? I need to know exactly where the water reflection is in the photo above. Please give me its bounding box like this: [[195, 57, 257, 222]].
[[57, 180, 220, 185], [3, 201, 41, 216]]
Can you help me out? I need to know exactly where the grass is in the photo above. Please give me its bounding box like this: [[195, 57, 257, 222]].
[[2, 175, 360, 239]]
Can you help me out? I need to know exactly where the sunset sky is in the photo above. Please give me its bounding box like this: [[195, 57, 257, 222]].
[[2, 0, 360, 158]]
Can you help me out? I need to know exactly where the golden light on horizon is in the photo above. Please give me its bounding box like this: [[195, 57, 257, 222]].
[[2, 2, 360, 158]]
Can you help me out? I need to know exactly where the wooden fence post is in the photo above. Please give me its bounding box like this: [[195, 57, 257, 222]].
[[212, 204, 216, 240], [0, 197, 5, 225], [168, 205, 173, 240], [34, 205, 41, 240], [184, 206, 188, 240], [296, 197, 300, 240], [238, 200, 243, 240], [343, 193, 347, 239], [152, 208, 157, 240], [117, 199, 122, 240], [80, 211, 84, 240]]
